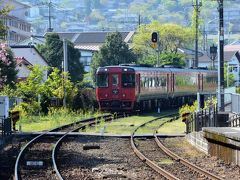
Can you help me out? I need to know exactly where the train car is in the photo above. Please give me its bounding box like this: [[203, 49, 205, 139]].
[[95, 65, 217, 112]]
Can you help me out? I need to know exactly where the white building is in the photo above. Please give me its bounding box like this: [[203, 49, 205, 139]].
[[11, 45, 49, 81], [0, 0, 31, 44]]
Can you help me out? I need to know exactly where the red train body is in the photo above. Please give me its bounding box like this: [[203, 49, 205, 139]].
[[96, 65, 217, 111]]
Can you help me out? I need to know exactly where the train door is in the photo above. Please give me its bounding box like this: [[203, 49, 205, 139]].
[[167, 74, 170, 93], [110, 73, 121, 100], [172, 73, 175, 93], [136, 73, 140, 94], [198, 73, 203, 92]]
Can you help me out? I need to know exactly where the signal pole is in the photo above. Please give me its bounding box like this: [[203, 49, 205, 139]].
[[192, 0, 202, 68], [47, 0, 53, 32], [63, 39, 68, 107], [217, 0, 225, 111]]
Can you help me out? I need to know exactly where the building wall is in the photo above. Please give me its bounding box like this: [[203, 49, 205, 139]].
[[1, 15, 31, 44], [16, 64, 30, 79], [228, 55, 240, 83], [12, 48, 48, 81], [0, 0, 31, 44], [79, 50, 93, 72]]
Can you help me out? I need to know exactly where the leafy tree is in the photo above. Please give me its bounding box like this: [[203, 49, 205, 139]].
[[0, 4, 11, 40], [133, 21, 193, 54], [67, 42, 84, 82], [0, 43, 17, 89], [37, 33, 84, 82], [90, 32, 137, 82], [15, 65, 46, 115], [160, 53, 186, 67], [224, 63, 235, 88], [16, 65, 46, 101], [132, 21, 193, 66], [44, 67, 77, 100]]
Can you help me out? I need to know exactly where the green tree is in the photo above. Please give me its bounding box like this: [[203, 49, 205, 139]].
[[16, 65, 46, 100], [0, 4, 11, 40], [15, 65, 46, 115], [90, 32, 137, 82], [132, 21, 193, 66], [160, 53, 186, 67], [37, 33, 84, 82], [0, 44, 17, 89], [44, 67, 77, 100], [224, 63, 235, 88]]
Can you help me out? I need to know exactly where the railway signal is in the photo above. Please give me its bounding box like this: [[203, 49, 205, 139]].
[[151, 32, 158, 43], [151, 32, 160, 66]]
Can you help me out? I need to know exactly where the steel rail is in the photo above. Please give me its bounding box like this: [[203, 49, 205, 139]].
[[14, 114, 113, 180], [130, 113, 180, 180], [154, 135, 223, 180], [52, 114, 117, 180]]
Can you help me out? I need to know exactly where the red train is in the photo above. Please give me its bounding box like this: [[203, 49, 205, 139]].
[[96, 65, 217, 112]]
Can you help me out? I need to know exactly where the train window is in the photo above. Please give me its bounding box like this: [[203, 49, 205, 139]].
[[112, 74, 119, 86], [156, 77, 159, 87], [144, 77, 148, 87], [122, 73, 135, 88], [152, 78, 155, 87], [96, 73, 108, 87], [149, 77, 152, 87], [141, 76, 144, 87], [160, 77, 166, 87]]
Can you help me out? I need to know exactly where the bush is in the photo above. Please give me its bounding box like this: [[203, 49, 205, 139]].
[[179, 101, 197, 119], [72, 88, 97, 110]]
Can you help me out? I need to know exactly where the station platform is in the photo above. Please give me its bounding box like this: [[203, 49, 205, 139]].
[[203, 127, 240, 165]]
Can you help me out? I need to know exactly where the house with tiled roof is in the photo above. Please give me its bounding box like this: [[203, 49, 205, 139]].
[[11, 45, 49, 81], [192, 41, 240, 85], [15, 57, 32, 81], [44, 31, 135, 72], [224, 42, 240, 85]]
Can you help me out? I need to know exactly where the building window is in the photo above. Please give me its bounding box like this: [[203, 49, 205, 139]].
[[81, 56, 91, 66]]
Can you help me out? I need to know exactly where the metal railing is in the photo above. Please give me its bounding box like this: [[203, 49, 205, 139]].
[[185, 91, 240, 133], [186, 105, 218, 134], [227, 113, 240, 127], [0, 116, 12, 138]]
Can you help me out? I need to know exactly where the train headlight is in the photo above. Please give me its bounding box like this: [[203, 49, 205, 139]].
[[105, 94, 108, 97], [123, 94, 126, 97]]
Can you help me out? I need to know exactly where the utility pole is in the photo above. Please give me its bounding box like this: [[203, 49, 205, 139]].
[[63, 39, 68, 107], [217, 0, 225, 111], [138, 13, 141, 28], [47, 0, 53, 32], [192, 0, 202, 68]]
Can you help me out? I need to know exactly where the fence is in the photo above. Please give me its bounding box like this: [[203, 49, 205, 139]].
[[185, 105, 218, 133], [0, 116, 12, 138], [231, 93, 240, 114]]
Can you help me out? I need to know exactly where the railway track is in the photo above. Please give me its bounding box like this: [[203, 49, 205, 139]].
[[130, 113, 224, 180], [14, 113, 122, 180]]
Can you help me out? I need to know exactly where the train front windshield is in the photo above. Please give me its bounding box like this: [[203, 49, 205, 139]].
[[122, 73, 135, 88], [97, 73, 108, 87]]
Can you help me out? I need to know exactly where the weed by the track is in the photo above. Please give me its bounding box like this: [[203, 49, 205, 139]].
[[81, 110, 181, 135], [16, 108, 105, 132], [156, 117, 185, 134]]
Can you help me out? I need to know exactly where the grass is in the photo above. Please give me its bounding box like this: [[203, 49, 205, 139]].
[[16, 108, 185, 134], [16, 109, 105, 132], [158, 158, 174, 165], [156, 117, 186, 134], [82, 110, 180, 135]]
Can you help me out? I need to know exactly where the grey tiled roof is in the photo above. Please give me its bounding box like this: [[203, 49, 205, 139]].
[[74, 32, 130, 44], [56, 33, 76, 41]]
